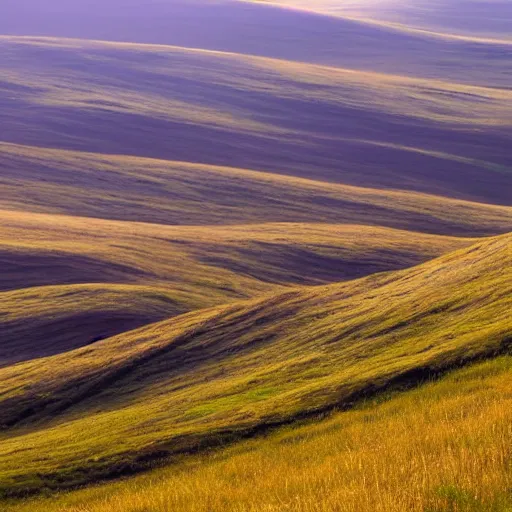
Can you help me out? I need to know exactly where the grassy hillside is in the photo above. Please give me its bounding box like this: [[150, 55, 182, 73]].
[[6, 355, 511, 511], [1, 38, 511, 204], [0, 234, 509, 496], [2, 145, 511, 236], [1, 0, 510, 507], [0, 208, 476, 364]]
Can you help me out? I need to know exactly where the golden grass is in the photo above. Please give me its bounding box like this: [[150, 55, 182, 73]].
[[0, 234, 509, 496], [6, 355, 512, 512]]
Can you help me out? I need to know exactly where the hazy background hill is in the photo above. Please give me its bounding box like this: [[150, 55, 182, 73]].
[[265, 0, 512, 40], [2, 0, 511, 205], [1, 0, 511, 86], [1, 39, 511, 205]]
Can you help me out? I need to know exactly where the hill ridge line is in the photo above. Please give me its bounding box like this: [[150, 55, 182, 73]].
[[3, 142, 512, 211], [238, 1, 512, 45], [2, 35, 511, 95]]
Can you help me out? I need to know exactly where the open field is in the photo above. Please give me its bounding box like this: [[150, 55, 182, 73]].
[[6, 355, 512, 512], [0, 235, 510, 495]]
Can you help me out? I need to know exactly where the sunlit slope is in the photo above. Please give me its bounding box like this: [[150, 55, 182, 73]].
[[7, 356, 512, 512], [1, 38, 511, 204], [2, 145, 511, 236], [0, 209, 476, 364], [0, 235, 509, 495], [2, 210, 475, 291], [260, 0, 512, 41]]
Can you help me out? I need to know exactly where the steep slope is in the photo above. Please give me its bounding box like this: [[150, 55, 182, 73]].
[[0, 234, 509, 495], [0, 209, 476, 364], [7, 355, 512, 512], [1, 38, 511, 204]]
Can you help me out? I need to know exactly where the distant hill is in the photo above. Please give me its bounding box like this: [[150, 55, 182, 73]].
[[246, 0, 512, 41], [2, 144, 511, 232], [1, 38, 512, 205], [1, 0, 511, 85]]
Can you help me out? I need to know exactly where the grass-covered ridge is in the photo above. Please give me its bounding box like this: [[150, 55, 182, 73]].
[[1, 208, 478, 364], [0, 234, 510, 496], [6, 355, 512, 512]]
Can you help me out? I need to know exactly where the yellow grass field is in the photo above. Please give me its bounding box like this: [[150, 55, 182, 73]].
[[6, 355, 512, 512]]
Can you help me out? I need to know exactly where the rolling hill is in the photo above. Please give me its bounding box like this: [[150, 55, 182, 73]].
[[0, 208, 478, 365], [1, 0, 511, 508], [1, 37, 511, 205], [262, 0, 512, 41], [0, 235, 510, 496], [2, 144, 511, 234], [2, 0, 511, 84]]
